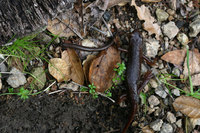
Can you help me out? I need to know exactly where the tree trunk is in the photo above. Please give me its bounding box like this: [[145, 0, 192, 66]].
[[0, 0, 76, 45]]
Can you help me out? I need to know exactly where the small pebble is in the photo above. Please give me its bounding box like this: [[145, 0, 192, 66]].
[[160, 123, 173, 133], [149, 79, 158, 89], [148, 95, 160, 107], [172, 67, 180, 77], [162, 22, 179, 39], [156, 8, 169, 22], [176, 119, 182, 128], [150, 119, 163, 131], [177, 33, 189, 45], [167, 112, 176, 123], [172, 89, 180, 96], [7, 67, 27, 88], [167, 9, 175, 16], [189, 18, 200, 37], [164, 37, 169, 49], [145, 38, 160, 58], [155, 87, 167, 98]]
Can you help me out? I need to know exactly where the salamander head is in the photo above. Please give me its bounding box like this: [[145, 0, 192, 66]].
[[130, 31, 142, 45]]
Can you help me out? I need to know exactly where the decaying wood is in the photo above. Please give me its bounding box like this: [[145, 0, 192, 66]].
[[0, 0, 76, 45]]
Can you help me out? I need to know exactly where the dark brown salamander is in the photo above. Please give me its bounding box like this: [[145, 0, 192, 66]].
[[122, 31, 143, 133], [62, 40, 114, 52]]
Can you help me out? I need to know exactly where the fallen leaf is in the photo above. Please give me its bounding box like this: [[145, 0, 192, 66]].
[[83, 55, 97, 84], [62, 49, 84, 85], [183, 50, 200, 77], [190, 118, 200, 129], [173, 95, 200, 118], [47, 10, 82, 38], [86, 0, 109, 26], [89, 46, 121, 92], [161, 50, 186, 66], [131, 0, 161, 40], [191, 73, 200, 86], [48, 58, 70, 82]]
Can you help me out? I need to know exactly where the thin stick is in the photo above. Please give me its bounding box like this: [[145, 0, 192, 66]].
[[49, 90, 63, 95], [90, 26, 107, 35], [97, 92, 115, 103], [56, 17, 83, 39], [102, 17, 113, 37], [44, 81, 56, 92]]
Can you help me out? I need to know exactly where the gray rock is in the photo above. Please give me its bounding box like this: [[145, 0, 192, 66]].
[[155, 87, 167, 98], [172, 68, 180, 77], [176, 119, 182, 128], [145, 38, 160, 58], [177, 33, 189, 45], [167, 112, 176, 123], [7, 67, 26, 88], [189, 18, 200, 37], [160, 123, 173, 133], [148, 95, 160, 107], [150, 119, 163, 131], [0, 60, 7, 72], [171, 88, 180, 96], [156, 9, 169, 22], [149, 79, 158, 89], [162, 22, 179, 39], [31, 67, 46, 89]]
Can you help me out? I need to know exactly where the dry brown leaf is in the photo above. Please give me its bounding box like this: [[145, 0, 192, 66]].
[[48, 58, 70, 82], [83, 55, 97, 84], [191, 73, 200, 86], [47, 10, 81, 38], [190, 118, 200, 129], [89, 46, 121, 92], [131, 0, 161, 40], [173, 96, 200, 118], [141, 0, 162, 2], [183, 50, 200, 78], [161, 50, 186, 66], [62, 49, 84, 85]]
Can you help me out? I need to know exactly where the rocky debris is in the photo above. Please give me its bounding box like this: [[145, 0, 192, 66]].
[[31, 67, 46, 89], [172, 68, 181, 77], [167, 112, 176, 123], [177, 33, 189, 45], [145, 38, 160, 58], [162, 21, 179, 39], [150, 119, 163, 131], [155, 87, 167, 98], [148, 95, 160, 107], [189, 17, 200, 37], [160, 123, 173, 133], [149, 79, 158, 88], [176, 119, 182, 128], [7, 67, 26, 88], [0, 60, 7, 72], [171, 88, 180, 96], [156, 8, 169, 22]]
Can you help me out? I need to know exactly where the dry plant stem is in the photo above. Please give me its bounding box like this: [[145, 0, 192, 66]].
[[49, 90, 63, 95], [56, 17, 83, 39], [44, 81, 56, 92], [0, 55, 10, 66], [90, 26, 108, 35], [102, 17, 113, 37], [97, 92, 115, 103]]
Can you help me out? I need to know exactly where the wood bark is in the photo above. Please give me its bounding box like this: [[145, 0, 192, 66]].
[[0, 0, 76, 45]]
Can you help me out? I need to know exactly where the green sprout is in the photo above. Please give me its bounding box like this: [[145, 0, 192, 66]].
[[80, 83, 98, 99], [17, 87, 30, 100]]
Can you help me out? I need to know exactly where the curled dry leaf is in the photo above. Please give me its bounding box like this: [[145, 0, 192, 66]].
[[161, 50, 186, 66], [89, 46, 121, 92], [62, 49, 84, 85], [83, 55, 97, 84], [131, 0, 161, 40], [48, 58, 70, 82], [183, 50, 200, 78], [173, 95, 200, 118]]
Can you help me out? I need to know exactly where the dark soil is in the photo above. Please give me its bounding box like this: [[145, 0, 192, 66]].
[[0, 93, 138, 133]]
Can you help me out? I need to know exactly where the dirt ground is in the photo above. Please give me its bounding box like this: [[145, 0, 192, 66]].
[[0, 92, 139, 133]]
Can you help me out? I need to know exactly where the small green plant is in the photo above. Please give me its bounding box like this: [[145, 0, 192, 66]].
[[80, 83, 98, 99], [17, 87, 30, 100], [158, 49, 200, 99], [113, 62, 126, 85]]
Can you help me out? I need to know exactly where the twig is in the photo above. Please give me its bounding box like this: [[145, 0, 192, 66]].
[[49, 90, 63, 95], [102, 17, 113, 37], [56, 17, 83, 40], [90, 26, 108, 36], [97, 92, 115, 103], [44, 81, 56, 92], [0, 55, 10, 66]]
